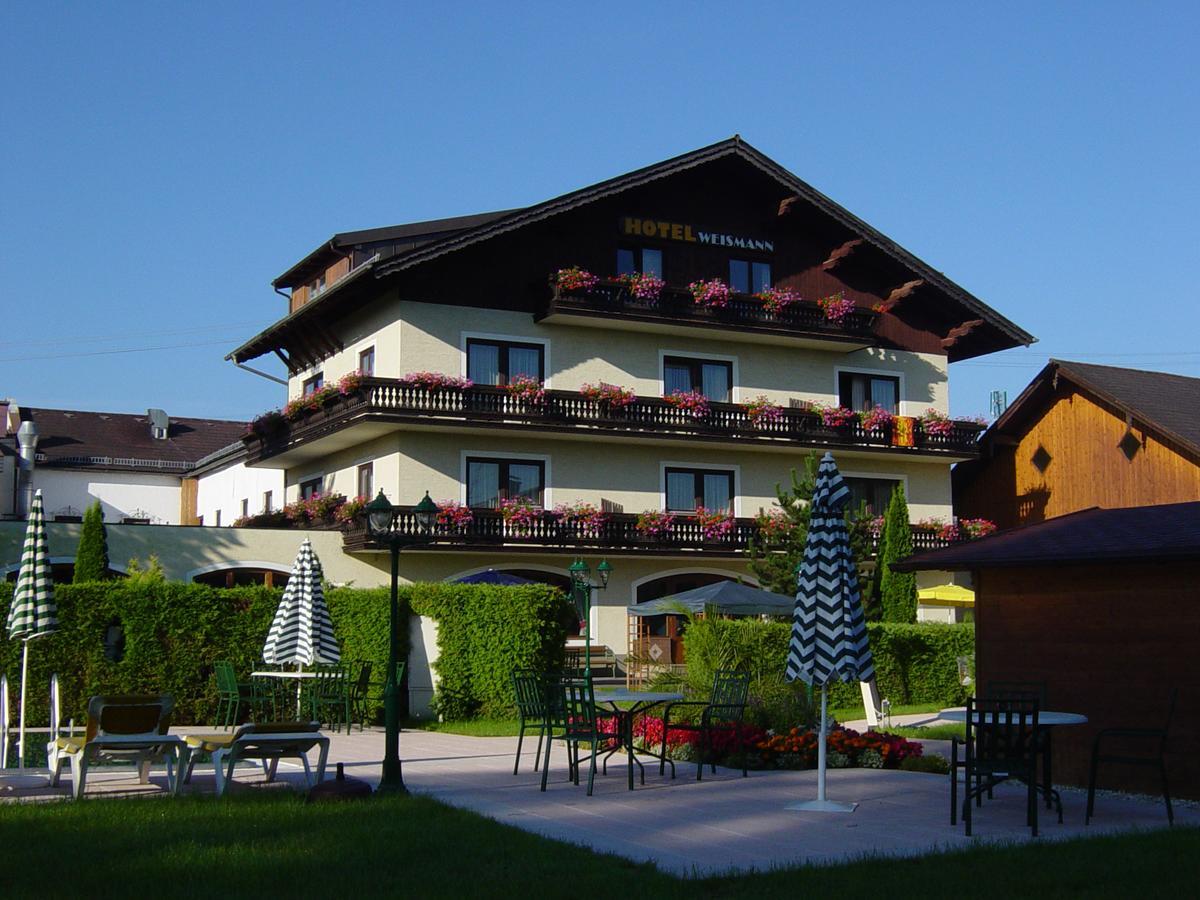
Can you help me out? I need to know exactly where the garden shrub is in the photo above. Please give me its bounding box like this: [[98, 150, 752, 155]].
[[901, 754, 950, 774], [681, 617, 975, 721], [73, 501, 109, 583], [409, 583, 572, 720]]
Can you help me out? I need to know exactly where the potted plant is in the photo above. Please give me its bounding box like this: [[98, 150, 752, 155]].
[[500, 496, 541, 536], [580, 382, 637, 411], [398, 371, 474, 391], [615, 271, 666, 302], [693, 506, 735, 542], [555, 266, 599, 293], [505, 374, 546, 407], [688, 278, 731, 309], [553, 501, 608, 539], [742, 396, 783, 428], [918, 408, 955, 437], [755, 287, 801, 317], [635, 510, 675, 540], [435, 500, 474, 534], [664, 389, 710, 420], [820, 405, 858, 428], [859, 405, 895, 433], [817, 291, 856, 325]]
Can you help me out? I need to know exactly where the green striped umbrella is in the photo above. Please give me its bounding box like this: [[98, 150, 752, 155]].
[[6, 490, 58, 768]]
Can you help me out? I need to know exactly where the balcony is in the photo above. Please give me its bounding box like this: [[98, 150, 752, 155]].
[[538, 279, 880, 350], [243, 379, 984, 468], [341, 505, 959, 558]]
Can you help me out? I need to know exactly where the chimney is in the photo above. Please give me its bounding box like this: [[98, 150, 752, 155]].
[[0, 400, 9, 436], [16, 418, 38, 517], [148, 408, 169, 440]]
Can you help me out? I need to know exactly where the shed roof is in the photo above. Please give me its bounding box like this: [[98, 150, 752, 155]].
[[893, 501, 1200, 571]]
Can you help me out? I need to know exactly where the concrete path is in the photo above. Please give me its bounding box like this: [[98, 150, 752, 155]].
[[2, 726, 1191, 876]]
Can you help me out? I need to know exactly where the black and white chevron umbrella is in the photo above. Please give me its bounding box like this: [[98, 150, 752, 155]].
[[262, 538, 340, 666], [785, 452, 874, 813], [6, 490, 58, 769]]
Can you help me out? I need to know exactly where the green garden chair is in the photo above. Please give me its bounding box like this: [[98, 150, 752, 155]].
[[213, 661, 257, 729], [348, 660, 374, 731], [540, 676, 618, 796], [309, 664, 352, 733], [659, 670, 750, 780], [511, 670, 550, 775]]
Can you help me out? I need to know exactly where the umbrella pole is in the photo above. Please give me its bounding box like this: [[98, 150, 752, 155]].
[[816, 684, 827, 802], [17, 640, 29, 769]]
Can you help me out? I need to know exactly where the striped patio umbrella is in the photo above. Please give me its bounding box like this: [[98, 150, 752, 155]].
[[6, 490, 59, 769], [785, 452, 875, 813], [262, 538, 340, 667]]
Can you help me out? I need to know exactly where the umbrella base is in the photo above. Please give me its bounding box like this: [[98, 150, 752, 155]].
[[786, 799, 858, 813], [0, 771, 51, 789]]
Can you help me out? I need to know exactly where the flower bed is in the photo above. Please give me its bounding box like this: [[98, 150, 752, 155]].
[[756, 725, 923, 770]]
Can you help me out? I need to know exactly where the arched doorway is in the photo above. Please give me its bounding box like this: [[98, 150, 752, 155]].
[[633, 571, 741, 665], [191, 566, 291, 589]]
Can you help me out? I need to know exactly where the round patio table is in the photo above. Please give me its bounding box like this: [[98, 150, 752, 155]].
[[939, 707, 1088, 810], [252, 669, 318, 718], [593, 689, 683, 790]]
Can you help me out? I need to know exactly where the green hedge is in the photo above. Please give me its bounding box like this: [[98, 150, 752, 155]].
[[682, 617, 975, 715], [409, 583, 573, 720], [0, 580, 571, 726]]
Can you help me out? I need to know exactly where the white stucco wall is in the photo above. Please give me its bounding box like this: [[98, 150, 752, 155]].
[[195, 459, 286, 525], [32, 469, 181, 524]]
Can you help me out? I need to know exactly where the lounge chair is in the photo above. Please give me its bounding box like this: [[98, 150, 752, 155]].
[[183, 721, 330, 796], [49, 694, 185, 800]]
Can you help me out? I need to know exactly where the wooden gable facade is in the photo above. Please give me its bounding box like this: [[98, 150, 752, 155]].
[[955, 360, 1200, 529]]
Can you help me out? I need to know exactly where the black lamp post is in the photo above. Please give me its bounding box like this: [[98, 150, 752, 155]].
[[568, 557, 612, 674], [366, 488, 438, 793]]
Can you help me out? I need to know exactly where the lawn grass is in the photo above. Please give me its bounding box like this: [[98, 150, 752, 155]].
[[830, 700, 945, 723], [415, 717, 522, 736], [881, 723, 965, 741], [1, 792, 1195, 898]]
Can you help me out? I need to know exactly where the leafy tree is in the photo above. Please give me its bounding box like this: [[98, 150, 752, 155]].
[[747, 454, 877, 617], [73, 501, 109, 583], [878, 484, 917, 622]]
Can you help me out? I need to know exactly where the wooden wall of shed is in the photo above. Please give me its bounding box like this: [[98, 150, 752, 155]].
[[975, 562, 1200, 799], [958, 385, 1200, 529]]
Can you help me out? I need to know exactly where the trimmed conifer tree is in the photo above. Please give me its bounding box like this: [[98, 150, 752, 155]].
[[878, 483, 917, 622], [73, 501, 110, 582]]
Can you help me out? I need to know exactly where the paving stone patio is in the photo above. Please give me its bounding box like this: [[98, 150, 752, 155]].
[[1, 725, 1191, 875]]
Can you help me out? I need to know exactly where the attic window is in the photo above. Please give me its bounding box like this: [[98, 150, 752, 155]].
[[1118, 431, 1142, 462], [152, 426, 168, 440], [1031, 445, 1052, 473]]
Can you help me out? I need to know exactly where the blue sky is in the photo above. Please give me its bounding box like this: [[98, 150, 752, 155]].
[[3, 2, 1197, 422]]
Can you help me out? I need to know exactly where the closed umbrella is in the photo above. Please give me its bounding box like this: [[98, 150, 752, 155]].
[[785, 452, 875, 813], [262, 538, 340, 667], [6, 490, 59, 769], [454, 570, 532, 585]]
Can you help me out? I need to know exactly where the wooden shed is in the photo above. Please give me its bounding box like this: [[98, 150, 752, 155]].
[[895, 501, 1200, 799]]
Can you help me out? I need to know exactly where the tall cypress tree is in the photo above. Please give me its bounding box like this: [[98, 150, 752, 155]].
[[73, 500, 109, 582], [878, 484, 917, 622]]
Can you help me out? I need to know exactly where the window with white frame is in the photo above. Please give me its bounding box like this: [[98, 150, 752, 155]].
[[664, 467, 734, 512], [838, 371, 899, 414], [466, 457, 544, 508], [663, 356, 732, 402], [466, 339, 543, 386]]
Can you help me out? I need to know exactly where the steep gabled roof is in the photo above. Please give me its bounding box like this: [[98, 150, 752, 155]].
[[989, 359, 1200, 460], [233, 136, 1034, 367], [893, 501, 1200, 570]]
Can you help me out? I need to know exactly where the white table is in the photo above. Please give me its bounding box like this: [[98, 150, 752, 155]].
[[940, 707, 1088, 810], [594, 690, 684, 790]]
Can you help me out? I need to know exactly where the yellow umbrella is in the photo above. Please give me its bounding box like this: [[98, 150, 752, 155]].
[[917, 584, 975, 607]]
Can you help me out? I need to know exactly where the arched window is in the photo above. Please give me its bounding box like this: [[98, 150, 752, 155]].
[[192, 568, 290, 589]]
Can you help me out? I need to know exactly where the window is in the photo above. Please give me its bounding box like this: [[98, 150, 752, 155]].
[[263, 491, 274, 513], [357, 463, 373, 500], [616, 247, 663, 279], [299, 477, 322, 500], [843, 477, 901, 516], [302, 373, 324, 396], [240, 498, 249, 518], [729, 259, 771, 294], [358, 347, 375, 377], [663, 356, 732, 402], [838, 372, 899, 414], [665, 467, 734, 513], [466, 457, 545, 508], [466, 339, 544, 386], [309, 273, 327, 299]]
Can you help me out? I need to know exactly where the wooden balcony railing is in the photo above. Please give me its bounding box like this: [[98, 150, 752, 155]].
[[340, 505, 958, 556], [540, 279, 880, 343], [244, 379, 985, 464]]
